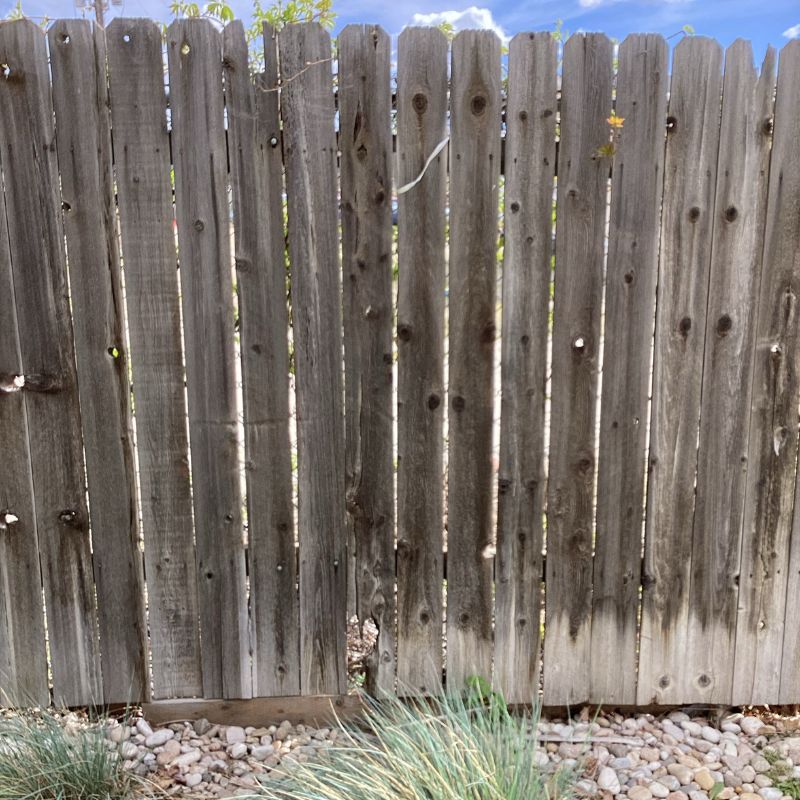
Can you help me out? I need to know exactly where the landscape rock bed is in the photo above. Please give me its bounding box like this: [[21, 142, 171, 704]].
[[108, 709, 800, 798]]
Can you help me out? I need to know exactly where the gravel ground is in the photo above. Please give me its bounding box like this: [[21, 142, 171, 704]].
[[105, 707, 800, 798]]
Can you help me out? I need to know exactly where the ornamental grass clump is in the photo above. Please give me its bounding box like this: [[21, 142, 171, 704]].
[[0, 709, 146, 800], [255, 683, 578, 800]]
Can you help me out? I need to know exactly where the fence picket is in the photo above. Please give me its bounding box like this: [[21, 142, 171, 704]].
[[590, 34, 668, 704], [494, 31, 556, 704], [446, 29, 501, 690], [222, 22, 299, 697], [0, 146, 47, 707], [0, 19, 101, 705], [734, 40, 800, 705], [686, 41, 776, 703], [278, 22, 347, 695], [543, 33, 614, 705], [395, 27, 448, 696], [49, 20, 147, 704], [167, 18, 251, 699], [107, 18, 203, 700], [636, 37, 723, 705], [338, 24, 396, 695]]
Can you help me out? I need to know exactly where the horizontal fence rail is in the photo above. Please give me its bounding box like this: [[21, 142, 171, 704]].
[[0, 17, 798, 709]]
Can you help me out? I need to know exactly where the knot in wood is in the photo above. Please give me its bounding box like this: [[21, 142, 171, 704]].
[[452, 395, 466, 412], [470, 93, 487, 116], [724, 206, 738, 223], [688, 206, 701, 222], [716, 314, 733, 336], [193, 219, 205, 232], [427, 393, 441, 410], [412, 93, 427, 114], [58, 509, 80, 528]]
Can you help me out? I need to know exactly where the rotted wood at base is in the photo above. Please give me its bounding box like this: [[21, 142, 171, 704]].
[[142, 695, 364, 728]]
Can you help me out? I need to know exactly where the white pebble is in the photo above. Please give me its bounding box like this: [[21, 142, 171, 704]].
[[145, 729, 174, 748], [226, 726, 247, 745], [598, 767, 621, 795]]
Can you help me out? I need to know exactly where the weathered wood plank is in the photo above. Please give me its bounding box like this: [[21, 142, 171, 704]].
[[107, 18, 203, 700], [222, 21, 299, 697], [167, 18, 250, 699], [494, 31, 556, 704], [446, 29, 501, 690], [0, 18, 101, 706], [278, 22, 347, 695], [0, 144, 48, 708], [686, 40, 775, 704], [543, 33, 613, 705], [49, 19, 147, 705], [734, 40, 799, 705], [395, 27, 448, 696], [590, 34, 668, 705], [338, 24, 395, 696], [636, 37, 723, 706], [143, 694, 364, 727]]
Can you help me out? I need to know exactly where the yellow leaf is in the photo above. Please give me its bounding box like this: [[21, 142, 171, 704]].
[[607, 114, 625, 128]]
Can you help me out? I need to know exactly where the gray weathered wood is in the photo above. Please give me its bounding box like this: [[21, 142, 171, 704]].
[[0, 143, 48, 708], [446, 29, 501, 690], [49, 19, 147, 705], [107, 18, 203, 700], [590, 34, 668, 705], [338, 24, 395, 696], [543, 33, 613, 705], [733, 40, 799, 705], [494, 31, 556, 704], [395, 27, 448, 696], [223, 21, 299, 697], [686, 40, 775, 704], [636, 37, 723, 705], [0, 18, 102, 705], [167, 18, 251, 699], [278, 22, 347, 695]]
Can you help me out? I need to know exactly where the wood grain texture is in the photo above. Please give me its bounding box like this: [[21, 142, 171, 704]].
[[543, 33, 613, 705], [278, 23, 347, 695], [590, 34, 668, 705], [395, 27, 447, 696], [0, 138, 48, 707], [106, 18, 202, 700], [636, 37, 723, 705], [494, 31, 556, 704], [143, 694, 363, 727], [167, 19, 251, 699], [338, 24, 396, 696], [0, 18, 101, 706], [686, 40, 775, 704], [222, 22, 299, 698], [733, 40, 799, 705], [446, 29, 501, 690], [49, 20, 147, 705]]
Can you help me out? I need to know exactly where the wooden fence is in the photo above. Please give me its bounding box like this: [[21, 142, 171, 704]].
[[0, 17, 798, 711]]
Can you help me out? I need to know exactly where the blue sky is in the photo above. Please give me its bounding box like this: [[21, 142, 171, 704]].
[[2, 0, 798, 61]]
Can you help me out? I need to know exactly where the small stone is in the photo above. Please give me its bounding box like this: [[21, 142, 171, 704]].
[[135, 719, 153, 737], [629, 786, 653, 800], [695, 769, 715, 791], [251, 744, 275, 761], [119, 741, 139, 759], [666, 793, 688, 800], [758, 789, 783, 800], [185, 773, 203, 788], [682, 722, 703, 737], [668, 765, 694, 785], [740, 718, 763, 737], [226, 726, 247, 745], [751, 757, 771, 774], [193, 718, 212, 736], [598, 767, 621, 795], [229, 742, 248, 759], [651, 782, 670, 798], [107, 724, 130, 744], [689, 792, 708, 800], [740, 793, 762, 800], [173, 750, 202, 768], [755, 777, 773, 788], [702, 728, 721, 744], [145, 729, 174, 748]]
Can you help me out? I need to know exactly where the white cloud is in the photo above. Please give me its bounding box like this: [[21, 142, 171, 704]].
[[578, 0, 605, 6], [409, 7, 509, 43], [783, 24, 800, 39]]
